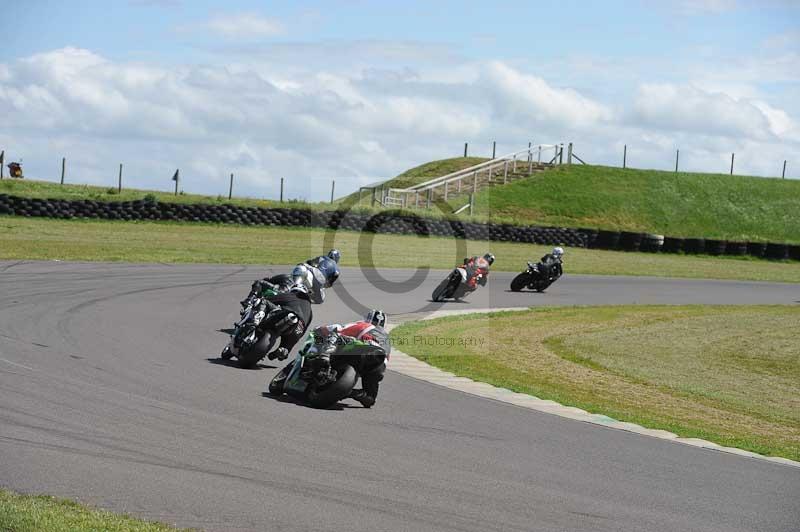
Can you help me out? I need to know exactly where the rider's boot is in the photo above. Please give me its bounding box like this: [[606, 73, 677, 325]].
[[349, 388, 376, 408], [267, 347, 290, 361]]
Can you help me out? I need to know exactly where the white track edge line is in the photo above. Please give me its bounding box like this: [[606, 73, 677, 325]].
[[388, 307, 800, 469]]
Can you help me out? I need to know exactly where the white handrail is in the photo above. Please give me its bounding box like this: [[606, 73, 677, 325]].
[[390, 145, 556, 193]]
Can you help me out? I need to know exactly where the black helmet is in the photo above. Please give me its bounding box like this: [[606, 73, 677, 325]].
[[364, 309, 387, 328], [483, 253, 495, 265], [328, 249, 341, 263]]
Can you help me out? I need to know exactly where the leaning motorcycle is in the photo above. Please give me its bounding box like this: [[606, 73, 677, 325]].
[[510, 262, 561, 292], [267, 338, 384, 408], [431, 267, 484, 302], [222, 296, 296, 368]]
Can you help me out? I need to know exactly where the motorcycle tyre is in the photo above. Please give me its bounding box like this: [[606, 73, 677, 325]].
[[267, 360, 295, 396], [510, 272, 531, 292], [432, 278, 450, 302], [307, 364, 357, 409], [238, 331, 275, 369]]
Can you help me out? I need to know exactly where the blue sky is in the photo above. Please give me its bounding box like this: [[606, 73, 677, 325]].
[[2, 0, 798, 199]]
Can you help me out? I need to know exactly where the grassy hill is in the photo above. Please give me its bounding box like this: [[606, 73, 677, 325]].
[[338, 157, 487, 204], [3, 160, 799, 244], [465, 165, 800, 243]]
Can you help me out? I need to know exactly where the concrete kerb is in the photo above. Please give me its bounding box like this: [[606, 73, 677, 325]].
[[387, 307, 800, 469]]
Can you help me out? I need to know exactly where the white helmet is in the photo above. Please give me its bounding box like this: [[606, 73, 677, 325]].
[[552, 246, 564, 258], [291, 264, 314, 293]]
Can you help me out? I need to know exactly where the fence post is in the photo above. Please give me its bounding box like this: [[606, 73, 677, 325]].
[[330, 180, 335, 203], [783, 160, 787, 179], [280, 177, 284, 202], [415, 191, 420, 207], [503, 160, 509, 184], [0, 150, 4, 179], [559, 144, 564, 165], [61, 157, 65, 185], [538, 145, 541, 163], [513, 155, 517, 172], [473, 171, 478, 193], [567, 143, 573, 165], [675, 150, 679, 172], [118, 164, 123, 193], [469, 193, 474, 216], [426, 188, 432, 209], [464, 142, 468, 157], [458, 177, 462, 193], [528, 141, 532, 163], [730, 153, 735, 175], [492, 141, 496, 159], [444, 181, 448, 201], [174, 169, 179, 195], [228, 173, 233, 199], [623, 144, 627, 169]]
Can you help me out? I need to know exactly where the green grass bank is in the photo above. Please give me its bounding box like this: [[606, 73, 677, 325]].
[[0, 489, 191, 531], [391, 305, 800, 461], [465, 165, 800, 243]]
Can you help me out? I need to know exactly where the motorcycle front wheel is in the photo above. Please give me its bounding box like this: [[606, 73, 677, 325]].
[[431, 277, 451, 302], [267, 360, 295, 395], [307, 364, 357, 408], [510, 272, 531, 292]]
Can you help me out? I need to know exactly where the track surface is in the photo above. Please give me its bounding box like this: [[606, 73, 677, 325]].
[[1, 261, 798, 532]]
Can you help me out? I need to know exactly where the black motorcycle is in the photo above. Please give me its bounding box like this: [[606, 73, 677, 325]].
[[510, 261, 561, 292], [222, 296, 295, 368]]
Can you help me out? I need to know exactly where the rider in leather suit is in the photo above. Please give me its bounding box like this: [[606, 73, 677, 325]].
[[303, 309, 390, 408]]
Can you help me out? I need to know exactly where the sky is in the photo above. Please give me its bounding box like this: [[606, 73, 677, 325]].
[[1, 0, 799, 201]]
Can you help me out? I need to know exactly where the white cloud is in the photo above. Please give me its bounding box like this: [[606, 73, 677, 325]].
[[482, 62, 612, 130], [632, 83, 774, 140], [1, 46, 797, 203], [206, 12, 284, 38]]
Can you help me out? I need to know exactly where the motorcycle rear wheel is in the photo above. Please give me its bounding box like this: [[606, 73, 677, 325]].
[[510, 272, 531, 292], [307, 364, 357, 408], [238, 331, 275, 369]]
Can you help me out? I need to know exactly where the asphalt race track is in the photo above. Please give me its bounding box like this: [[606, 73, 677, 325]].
[[1, 261, 798, 531]]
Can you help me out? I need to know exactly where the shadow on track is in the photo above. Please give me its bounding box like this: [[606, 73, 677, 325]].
[[206, 357, 278, 370], [260, 392, 363, 411]]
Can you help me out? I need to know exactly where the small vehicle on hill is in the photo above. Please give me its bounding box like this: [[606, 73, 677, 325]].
[[7, 161, 23, 178]]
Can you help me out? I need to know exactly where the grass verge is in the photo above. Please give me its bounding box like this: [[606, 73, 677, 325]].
[[2, 216, 800, 283], [0, 488, 192, 531], [391, 305, 800, 461], [466, 165, 800, 243]]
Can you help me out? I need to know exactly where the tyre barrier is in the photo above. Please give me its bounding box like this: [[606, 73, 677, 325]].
[[0, 194, 796, 261], [725, 241, 748, 256], [747, 242, 766, 258], [662, 236, 684, 254], [684, 238, 705, 255], [593, 230, 621, 250], [640, 234, 664, 253], [705, 239, 727, 256], [619, 231, 644, 252], [765, 243, 789, 261]]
